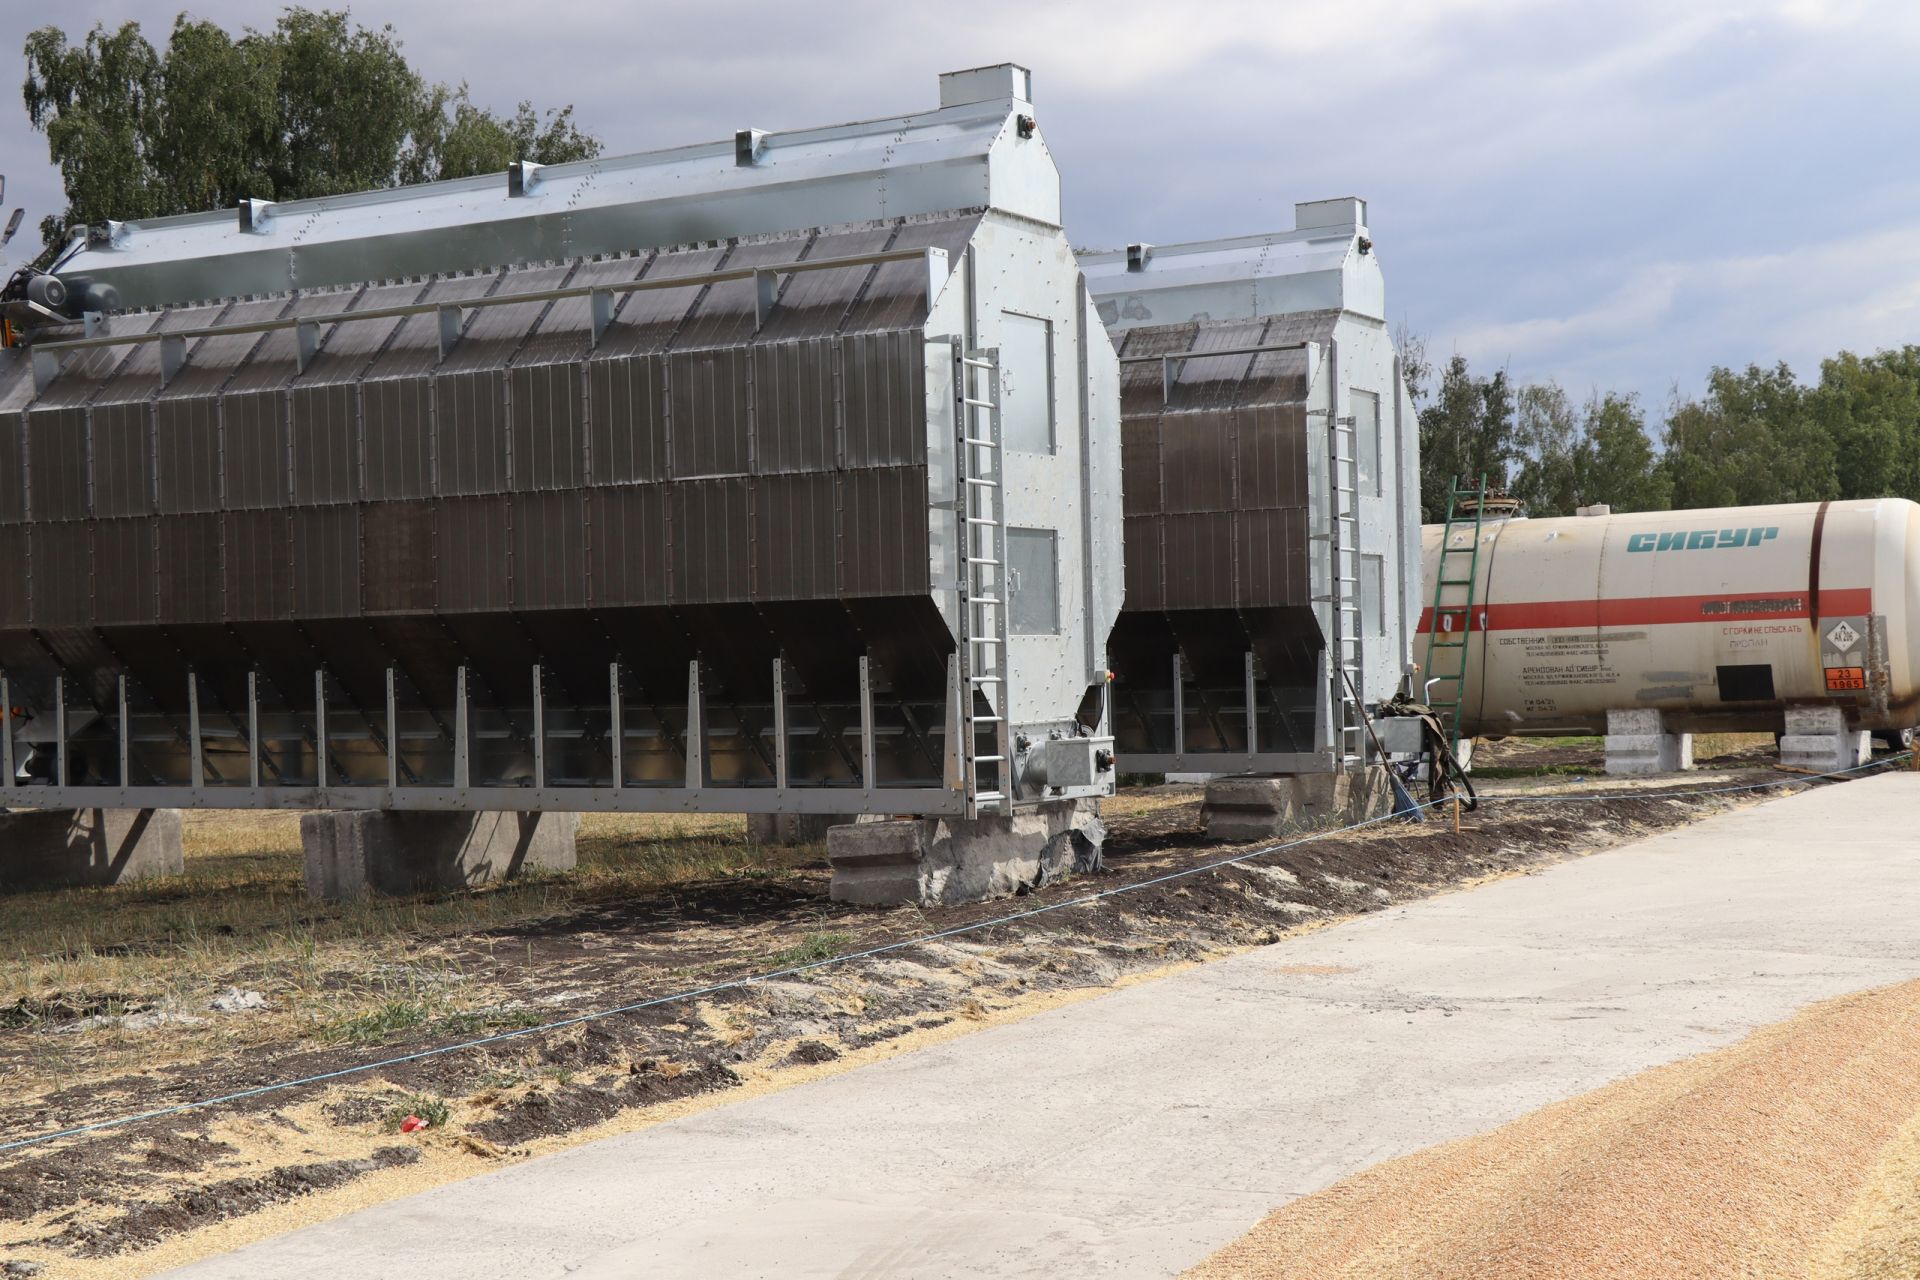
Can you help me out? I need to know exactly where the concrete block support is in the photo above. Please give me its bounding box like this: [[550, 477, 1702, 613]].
[[1779, 706, 1871, 774], [301, 810, 578, 900], [1200, 769, 1390, 842], [0, 808, 184, 891], [746, 813, 880, 846], [1605, 709, 1694, 775], [828, 799, 1104, 907]]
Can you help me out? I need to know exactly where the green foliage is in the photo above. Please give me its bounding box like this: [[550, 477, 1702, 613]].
[[381, 1092, 450, 1132], [21, 9, 600, 256], [1508, 386, 1670, 517], [1417, 355, 1515, 522], [1661, 362, 1835, 510]]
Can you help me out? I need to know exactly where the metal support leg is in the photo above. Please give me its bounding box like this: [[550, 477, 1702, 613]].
[[188, 673, 204, 789], [531, 663, 546, 789], [454, 666, 470, 789], [1172, 654, 1185, 760], [858, 654, 875, 790], [685, 660, 705, 789], [385, 668, 399, 791], [54, 675, 68, 788], [609, 661, 624, 790], [1245, 651, 1258, 755], [2, 673, 14, 788], [944, 653, 964, 791], [772, 657, 789, 791], [314, 669, 328, 790], [119, 673, 132, 787], [246, 671, 260, 789]]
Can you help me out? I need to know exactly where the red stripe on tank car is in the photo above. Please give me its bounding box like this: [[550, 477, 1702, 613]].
[[1416, 587, 1872, 634]]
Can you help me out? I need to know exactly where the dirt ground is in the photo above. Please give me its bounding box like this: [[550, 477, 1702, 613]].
[[0, 747, 1865, 1276], [1186, 978, 1920, 1280]]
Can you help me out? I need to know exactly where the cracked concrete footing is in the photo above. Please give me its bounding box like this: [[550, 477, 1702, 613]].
[[827, 799, 1105, 907]]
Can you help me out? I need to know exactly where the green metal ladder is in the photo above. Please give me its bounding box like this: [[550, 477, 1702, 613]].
[[1424, 476, 1490, 756]]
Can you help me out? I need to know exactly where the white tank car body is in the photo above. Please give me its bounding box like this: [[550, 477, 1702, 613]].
[[1417, 499, 1920, 736]]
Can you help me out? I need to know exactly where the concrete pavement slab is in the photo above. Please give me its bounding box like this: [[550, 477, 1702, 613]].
[[164, 774, 1920, 1279]]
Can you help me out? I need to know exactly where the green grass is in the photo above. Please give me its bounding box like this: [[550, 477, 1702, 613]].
[[380, 1093, 451, 1132], [769, 931, 854, 970]]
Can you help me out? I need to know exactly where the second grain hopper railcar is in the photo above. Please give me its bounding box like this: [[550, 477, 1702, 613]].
[[1079, 204, 1421, 776], [0, 64, 1122, 819]]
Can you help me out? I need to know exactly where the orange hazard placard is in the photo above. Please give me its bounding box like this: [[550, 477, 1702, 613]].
[[1825, 667, 1867, 692]]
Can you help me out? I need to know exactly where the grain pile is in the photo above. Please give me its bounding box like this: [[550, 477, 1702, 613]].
[[1186, 980, 1920, 1280]]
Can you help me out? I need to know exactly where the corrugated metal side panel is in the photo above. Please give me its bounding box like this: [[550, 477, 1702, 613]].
[[290, 383, 359, 505], [0, 526, 26, 627], [588, 486, 670, 606], [751, 340, 835, 474], [510, 490, 588, 610], [756, 472, 836, 600], [586, 356, 668, 485], [1115, 317, 1321, 615], [89, 301, 233, 405], [292, 505, 359, 616], [224, 510, 291, 618], [437, 496, 510, 614], [1237, 403, 1308, 507], [842, 331, 923, 468], [841, 467, 926, 597], [509, 362, 584, 491], [91, 400, 152, 518], [31, 522, 91, 623], [25, 407, 88, 521], [1123, 514, 1164, 612], [1235, 508, 1306, 607], [223, 390, 288, 510], [363, 501, 436, 614], [436, 369, 510, 496], [674, 478, 752, 603], [362, 377, 434, 501], [1120, 416, 1160, 516], [1160, 512, 1235, 612], [668, 348, 750, 478], [1160, 407, 1234, 514], [94, 519, 155, 625], [155, 396, 221, 513], [157, 513, 223, 623], [0, 411, 24, 523]]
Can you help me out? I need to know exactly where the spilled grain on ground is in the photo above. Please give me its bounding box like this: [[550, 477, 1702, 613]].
[[1187, 978, 1920, 1280]]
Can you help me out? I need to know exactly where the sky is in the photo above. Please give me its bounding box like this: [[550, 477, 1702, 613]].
[[2, 0, 1917, 418]]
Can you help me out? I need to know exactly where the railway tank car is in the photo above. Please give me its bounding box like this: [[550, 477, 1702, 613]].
[[1417, 498, 1920, 739]]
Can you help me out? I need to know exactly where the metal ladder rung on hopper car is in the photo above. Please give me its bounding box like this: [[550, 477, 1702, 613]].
[[1323, 409, 1367, 767], [1423, 475, 1489, 756], [955, 341, 1013, 814]]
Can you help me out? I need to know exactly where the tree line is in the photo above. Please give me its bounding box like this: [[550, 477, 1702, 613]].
[[22, 9, 600, 260], [1406, 333, 1920, 523]]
